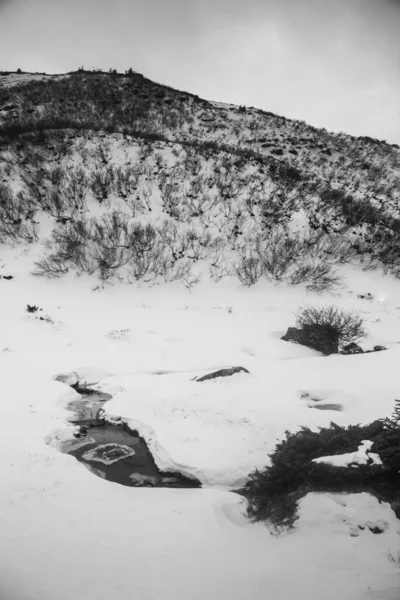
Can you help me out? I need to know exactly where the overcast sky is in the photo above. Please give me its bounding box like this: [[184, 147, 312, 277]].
[[1, 0, 399, 143]]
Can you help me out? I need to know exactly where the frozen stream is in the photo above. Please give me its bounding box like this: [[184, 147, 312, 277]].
[[57, 391, 202, 489]]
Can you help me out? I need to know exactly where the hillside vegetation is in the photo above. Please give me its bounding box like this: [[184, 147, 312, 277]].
[[1, 68, 400, 287]]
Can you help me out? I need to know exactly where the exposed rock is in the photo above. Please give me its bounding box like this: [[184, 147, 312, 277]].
[[309, 403, 343, 411], [281, 326, 339, 355], [341, 342, 364, 355], [281, 327, 302, 344], [365, 345, 387, 354], [194, 366, 250, 382], [365, 521, 387, 534], [300, 391, 324, 402]]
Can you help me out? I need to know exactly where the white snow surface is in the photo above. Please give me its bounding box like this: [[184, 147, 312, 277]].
[[313, 440, 383, 468], [1, 243, 400, 599]]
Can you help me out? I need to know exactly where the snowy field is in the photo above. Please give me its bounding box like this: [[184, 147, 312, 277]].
[[1, 242, 400, 600]]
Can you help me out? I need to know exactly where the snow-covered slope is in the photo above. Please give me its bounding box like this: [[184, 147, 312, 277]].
[[0, 70, 399, 600], [1, 246, 400, 599]]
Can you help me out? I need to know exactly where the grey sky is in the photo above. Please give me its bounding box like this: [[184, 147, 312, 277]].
[[1, 0, 399, 143]]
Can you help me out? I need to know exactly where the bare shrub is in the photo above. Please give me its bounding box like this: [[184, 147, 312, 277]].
[[114, 165, 142, 199], [33, 253, 70, 277], [288, 260, 342, 292], [44, 217, 94, 272], [304, 231, 356, 265], [296, 305, 366, 347], [183, 228, 224, 261], [157, 220, 191, 260], [86, 213, 165, 280], [159, 169, 185, 218], [235, 254, 264, 286], [64, 168, 87, 208], [89, 212, 133, 277], [340, 195, 382, 227], [46, 165, 65, 188], [0, 184, 38, 243], [90, 167, 114, 203], [256, 226, 302, 281], [35, 211, 171, 282], [127, 246, 168, 282], [209, 259, 232, 282], [127, 223, 169, 281], [39, 189, 78, 220], [373, 231, 400, 277]]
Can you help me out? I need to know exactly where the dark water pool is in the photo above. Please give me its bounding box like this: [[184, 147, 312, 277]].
[[59, 392, 201, 489]]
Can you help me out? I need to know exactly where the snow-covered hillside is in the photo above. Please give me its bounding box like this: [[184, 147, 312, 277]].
[[0, 70, 399, 600]]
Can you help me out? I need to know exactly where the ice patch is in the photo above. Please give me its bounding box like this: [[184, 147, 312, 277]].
[[82, 443, 136, 465]]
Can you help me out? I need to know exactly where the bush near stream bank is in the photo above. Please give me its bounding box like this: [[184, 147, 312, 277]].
[[244, 417, 400, 530]]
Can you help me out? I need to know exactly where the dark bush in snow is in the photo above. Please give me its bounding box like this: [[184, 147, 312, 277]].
[[296, 305, 366, 349], [34, 211, 203, 287], [35, 212, 163, 279], [243, 420, 400, 529]]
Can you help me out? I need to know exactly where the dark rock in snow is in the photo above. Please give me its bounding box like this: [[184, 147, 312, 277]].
[[363, 345, 387, 354], [281, 326, 338, 355], [309, 403, 343, 412], [194, 366, 249, 382], [341, 342, 364, 355], [366, 522, 386, 534]]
